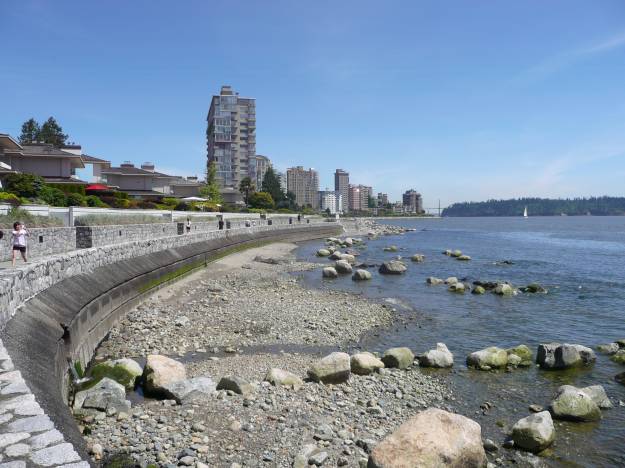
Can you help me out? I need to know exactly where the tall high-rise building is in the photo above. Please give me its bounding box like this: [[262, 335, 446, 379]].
[[377, 192, 389, 207], [251, 154, 271, 190], [334, 169, 350, 213], [206, 85, 256, 191], [319, 189, 342, 215], [286, 166, 319, 208], [348, 184, 372, 212], [402, 189, 423, 214]]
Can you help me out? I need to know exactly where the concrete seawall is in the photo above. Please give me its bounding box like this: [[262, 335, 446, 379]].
[[0, 222, 341, 466]]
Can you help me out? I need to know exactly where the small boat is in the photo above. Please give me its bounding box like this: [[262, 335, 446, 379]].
[[523, 206, 528, 218]]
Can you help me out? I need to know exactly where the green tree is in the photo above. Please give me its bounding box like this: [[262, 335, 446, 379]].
[[19, 118, 41, 144], [39, 117, 68, 147], [249, 191, 275, 209], [260, 167, 284, 203], [4, 173, 44, 198], [39, 185, 67, 206], [368, 195, 376, 208], [200, 159, 223, 204], [238, 176, 255, 205]]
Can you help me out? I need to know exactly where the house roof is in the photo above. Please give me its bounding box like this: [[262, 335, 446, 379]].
[[18, 143, 83, 158], [124, 189, 165, 197], [0, 134, 22, 151], [81, 154, 111, 165], [101, 166, 173, 177], [42, 176, 89, 185]]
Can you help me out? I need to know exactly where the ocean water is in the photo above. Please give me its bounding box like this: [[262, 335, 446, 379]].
[[297, 216, 625, 467]]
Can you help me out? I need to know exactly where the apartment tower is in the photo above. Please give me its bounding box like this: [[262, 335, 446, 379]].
[[334, 169, 349, 213], [286, 166, 319, 208], [403, 189, 423, 213], [206, 85, 256, 191]]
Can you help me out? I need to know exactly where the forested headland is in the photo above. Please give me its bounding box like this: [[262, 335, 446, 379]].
[[442, 197, 625, 217]]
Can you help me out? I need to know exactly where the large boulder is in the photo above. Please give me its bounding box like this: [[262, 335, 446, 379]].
[[368, 408, 487, 468], [597, 342, 620, 355], [308, 352, 351, 384], [316, 249, 331, 257], [549, 386, 602, 421], [162, 377, 216, 404], [329, 251, 343, 260], [381, 347, 414, 369], [448, 283, 465, 293], [471, 286, 486, 295], [265, 368, 303, 389], [339, 253, 357, 264], [466, 347, 508, 370], [216, 376, 255, 396], [578, 385, 612, 408], [506, 345, 533, 367], [411, 254, 425, 262], [445, 277, 458, 285], [352, 269, 372, 281], [536, 343, 596, 370], [426, 277, 444, 285], [418, 343, 453, 368], [143, 355, 186, 396], [74, 378, 130, 413], [88, 358, 143, 390], [322, 267, 338, 278], [610, 349, 625, 364], [335, 260, 353, 274], [511, 411, 555, 453], [379, 261, 407, 275], [351, 352, 385, 375], [494, 283, 514, 296]]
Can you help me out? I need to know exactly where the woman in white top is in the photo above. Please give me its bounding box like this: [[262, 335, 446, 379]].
[[11, 221, 29, 266]]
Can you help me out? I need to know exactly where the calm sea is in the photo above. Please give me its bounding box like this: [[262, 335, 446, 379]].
[[298, 216, 625, 467]]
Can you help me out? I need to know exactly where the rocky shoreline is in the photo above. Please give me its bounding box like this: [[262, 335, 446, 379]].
[[78, 240, 454, 467]]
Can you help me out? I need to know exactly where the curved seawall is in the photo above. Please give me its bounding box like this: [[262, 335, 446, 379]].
[[0, 222, 341, 466]]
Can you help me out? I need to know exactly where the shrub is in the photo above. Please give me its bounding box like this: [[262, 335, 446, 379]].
[[48, 183, 86, 195], [137, 200, 157, 209], [85, 195, 108, 208], [0, 192, 22, 206], [3, 173, 44, 198], [39, 185, 67, 206], [161, 197, 179, 206], [0, 207, 63, 229], [249, 191, 275, 210], [114, 191, 129, 200], [66, 192, 87, 207], [174, 201, 189, 211]]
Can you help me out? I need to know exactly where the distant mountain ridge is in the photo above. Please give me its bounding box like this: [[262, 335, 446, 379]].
[[442, 197, 625, 217]]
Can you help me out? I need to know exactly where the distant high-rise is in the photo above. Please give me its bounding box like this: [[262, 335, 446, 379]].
[[319, 189, 342, 215], [348, 184, 372, 212], [287, 166, 319, 208], [334, 169, 349, 213], [251, 154, 271, 190], [402, 189, 423, 214], [206, 85, 256, 191], [377, 192, 389, 207]]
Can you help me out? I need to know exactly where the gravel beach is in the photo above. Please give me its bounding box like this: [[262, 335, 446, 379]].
[[81, 240, 454, 467]]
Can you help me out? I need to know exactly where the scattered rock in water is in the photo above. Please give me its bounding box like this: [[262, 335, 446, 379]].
[[264, 368, 303, 389], [519, 283, 547, 293], [457, 255, 471, 261], [322, 267, 338, 279], [450, 249, 462, 258], [410, 254, 425, 262], [307, 352, 351, 384], [495, 260, 514, 265], [615, 372, 625, 386], [576, 385, 613, 408], [494, 283, 514, 296], [334, 260, 353, 274], [443, 249, 452, 256], [339, 253, 357, 264], [379, 261, 407, 275], [74, 378, 130, 413], [529, 404, 544, 413], [511, 411, 555, 453], [473, 280, 498, 290], [329, 251, 343, 260], [381, 347, 414, 369], [418, 343, 453, 368], [506, 345, 533, 367], [162, 377, 216, 404], [471, 285, 486, 295], [448, 283, 465, 293], [549, 385, 602, 422], [368, 408, 487, 468], [352, 269, 372, 281], [597, 342, 620, 355], [383, 245, 398, 252], [610, 349, 625, 364], [143, 355, 187, 397], [316, 248, 331, 257], [87, 358, 143, 390], [351, 352, 385, 375], [216, 376, 255, 396], [444, 277, 458, 285], [536, 343, 596, 370], [466, 347, 508, 370], [426, 277, 444, 285]]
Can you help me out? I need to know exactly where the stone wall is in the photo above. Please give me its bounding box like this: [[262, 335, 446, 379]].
[[0, 222, 341, 466], [0, 227, 76, 262]]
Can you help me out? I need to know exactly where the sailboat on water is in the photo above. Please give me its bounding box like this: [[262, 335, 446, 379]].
[[523, 206, 528, 218]]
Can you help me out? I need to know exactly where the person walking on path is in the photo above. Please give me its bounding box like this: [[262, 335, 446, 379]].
[[186, 217, 192, 233], [11, 221, 29, 266]]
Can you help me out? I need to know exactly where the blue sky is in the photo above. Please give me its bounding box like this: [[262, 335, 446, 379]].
[[2, 1, 625, 209]]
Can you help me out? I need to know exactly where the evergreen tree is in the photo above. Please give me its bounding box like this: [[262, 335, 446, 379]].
[[39, 117, 68, 147], [200, 159, 223, 204], [261, 166, 285, 203], [239, 176, 255, 206], [19, 118, 40, 144]]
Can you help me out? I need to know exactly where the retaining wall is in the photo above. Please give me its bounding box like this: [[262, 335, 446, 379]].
[[0, 222, 342, 466]]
